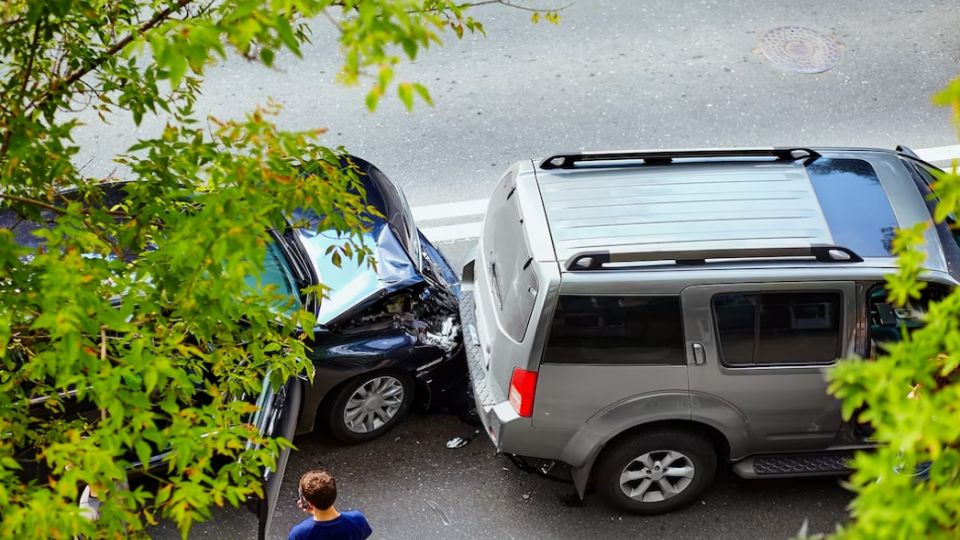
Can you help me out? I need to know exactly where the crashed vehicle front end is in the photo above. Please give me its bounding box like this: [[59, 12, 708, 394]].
[[288, 157, 465, 440]]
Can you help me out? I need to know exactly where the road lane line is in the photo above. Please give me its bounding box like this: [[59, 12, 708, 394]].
[[915, 144, 960, 163], [416, 144, 960, 243], [420, 222, 482, 243], [411, 198, 488, 222]]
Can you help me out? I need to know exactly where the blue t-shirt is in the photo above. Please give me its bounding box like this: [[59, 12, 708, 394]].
[[287, 511, 372, 540]]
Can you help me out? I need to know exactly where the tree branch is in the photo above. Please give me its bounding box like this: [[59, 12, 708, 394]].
[[27, 0, 196, 115], [0, 193, 69, 216], [0, 19, 42, 159], [415, 0, 573, 14]]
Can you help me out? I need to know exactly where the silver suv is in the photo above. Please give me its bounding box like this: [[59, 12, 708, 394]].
[[458, 146, 958, 514]]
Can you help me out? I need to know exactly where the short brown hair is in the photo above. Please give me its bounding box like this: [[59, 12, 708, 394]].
[[300, 470, 337, 510]]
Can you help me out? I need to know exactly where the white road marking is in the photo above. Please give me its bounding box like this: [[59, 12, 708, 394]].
[[411, 198, 488, 221], [419, 222, 483, 243], [417, 144, 960, 243], [914, 144, 960, 163]]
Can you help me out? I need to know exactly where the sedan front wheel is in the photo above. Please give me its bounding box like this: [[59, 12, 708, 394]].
[[327, 371, 414, 444]]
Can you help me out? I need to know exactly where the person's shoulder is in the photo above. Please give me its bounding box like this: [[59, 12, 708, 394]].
[[288, 517, 316, 537], [340, 510, 369, 525]]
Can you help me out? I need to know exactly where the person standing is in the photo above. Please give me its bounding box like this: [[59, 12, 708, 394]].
[[288, 469, 373, 540]]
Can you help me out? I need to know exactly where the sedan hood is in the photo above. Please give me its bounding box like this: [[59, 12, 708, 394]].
[[294, 220, 423, 327]]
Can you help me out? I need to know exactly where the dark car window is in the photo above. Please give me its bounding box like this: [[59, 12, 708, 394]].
[[245, 240, 303, 316], [805, 158, 898, 257], [0, 186, 141, 260], [713, 294, 758, 365], [902, 159, 959, 226], [0, 186, 133, 247], [713, 291, 841, 367], [544, 295, 686, 365]]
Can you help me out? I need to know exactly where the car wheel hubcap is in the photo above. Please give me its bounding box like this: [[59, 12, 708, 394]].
[[619, 450, 695, 503], [343, 376, 404, 434]]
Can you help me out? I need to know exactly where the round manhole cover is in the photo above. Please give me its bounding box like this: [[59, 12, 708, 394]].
[[758, 26, 840, 74]]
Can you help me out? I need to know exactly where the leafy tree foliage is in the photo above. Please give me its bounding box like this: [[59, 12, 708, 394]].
[[811, 84, 960, 538], [0, 0, 560, 538]]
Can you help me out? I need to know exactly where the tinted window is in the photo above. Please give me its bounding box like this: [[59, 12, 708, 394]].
[[713, 294, 757, 364], [805, 158, 898, 257], [713, 292, 841, 366], [905, 160, 958, 222], [0, 185, 143, 262], [544, 295, 686, 365], [245, 240, 303, 315]]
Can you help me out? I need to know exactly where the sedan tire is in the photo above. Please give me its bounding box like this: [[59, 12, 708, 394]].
[[596, 429, 717, 515], [327, 371, 414, 444]]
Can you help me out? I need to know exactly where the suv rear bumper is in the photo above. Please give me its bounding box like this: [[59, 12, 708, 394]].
[[459, 289, 574, 459], [459, 288, 512, 449]]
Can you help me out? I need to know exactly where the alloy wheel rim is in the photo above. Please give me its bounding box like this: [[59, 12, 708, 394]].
[[619, 450, 695, 503], [343, 376, 404, 434]]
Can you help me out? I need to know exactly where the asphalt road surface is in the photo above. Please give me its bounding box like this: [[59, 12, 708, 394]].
[[68, 0, 960, 538], [150, 409, 854, 540], [73, 0, 960, 210]]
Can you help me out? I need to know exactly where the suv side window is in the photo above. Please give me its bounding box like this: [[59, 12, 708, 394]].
[[713, 291, 842, 367], [543, 295, 685, 365], [901, 159, 960, 238]]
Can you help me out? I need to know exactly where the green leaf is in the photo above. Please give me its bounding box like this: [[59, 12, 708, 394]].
[[168, 54, 187, 89], [398, 82, 414, 111], [259, 48, 275, 67], [144, 367, 159, 394], [135, 440, 152, 469], [365, 91, 379, 112], [412, 83, 433, 107]]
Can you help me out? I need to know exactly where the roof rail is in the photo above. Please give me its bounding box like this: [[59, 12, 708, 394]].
[[564, 244, 863, 271], [895, 145, 920, 159], [539, 147, 821, 170]]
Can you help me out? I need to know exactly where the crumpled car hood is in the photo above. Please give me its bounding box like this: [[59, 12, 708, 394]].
[[293, 220, 423, 328]]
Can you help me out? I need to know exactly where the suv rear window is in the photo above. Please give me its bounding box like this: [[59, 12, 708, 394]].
[[713, 291, 841, 367], [543, 295, 686, 365], [805, 158, 898, 257]]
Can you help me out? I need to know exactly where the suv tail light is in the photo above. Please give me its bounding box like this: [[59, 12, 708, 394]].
[[508, 367, 538, 417]]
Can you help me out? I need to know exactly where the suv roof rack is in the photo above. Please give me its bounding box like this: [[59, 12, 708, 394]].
[[539, 147, 821, 170], [565, 244, 863, 271], [895, 145, 921, 159]]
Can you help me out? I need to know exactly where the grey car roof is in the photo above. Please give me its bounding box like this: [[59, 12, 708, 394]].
[[538, 161, 831, 263], [529, 148, 951, 276]]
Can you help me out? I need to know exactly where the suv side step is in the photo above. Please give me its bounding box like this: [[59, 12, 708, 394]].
[[732, 451, 858, 479]]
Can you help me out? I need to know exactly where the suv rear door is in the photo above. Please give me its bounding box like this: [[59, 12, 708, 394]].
[[681, 281, 856, 455], [532, 293, 690, 429]]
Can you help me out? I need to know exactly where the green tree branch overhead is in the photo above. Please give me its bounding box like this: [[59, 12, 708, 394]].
[[804, 83, 960, 539], [0, 0, 562, 538]]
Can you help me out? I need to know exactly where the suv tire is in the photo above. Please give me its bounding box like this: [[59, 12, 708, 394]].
[[327, 371, 414, 444], [597, 429, 717, 515]]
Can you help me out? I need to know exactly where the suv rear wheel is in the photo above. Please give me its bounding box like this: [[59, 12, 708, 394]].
[[596, 429, 717, 515]]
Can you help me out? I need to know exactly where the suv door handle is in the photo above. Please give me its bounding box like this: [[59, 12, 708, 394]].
[[692, 342, 706, 365]]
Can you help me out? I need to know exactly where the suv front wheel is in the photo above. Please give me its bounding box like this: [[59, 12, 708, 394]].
[[596, 429, 717, 515]]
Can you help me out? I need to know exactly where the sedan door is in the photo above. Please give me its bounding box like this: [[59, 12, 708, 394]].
[[243, 372, 304, 540]]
